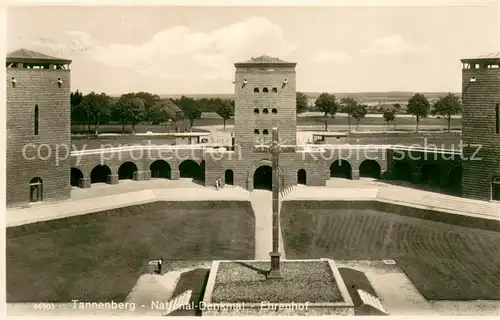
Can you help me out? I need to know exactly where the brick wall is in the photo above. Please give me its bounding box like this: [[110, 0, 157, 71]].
[[461, 64, 500, 200], [6, 68, 71, 207], [234, 66, 297, 150]]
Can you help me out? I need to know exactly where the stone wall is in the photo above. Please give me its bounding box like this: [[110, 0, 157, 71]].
[[461, 65, 500, 200]]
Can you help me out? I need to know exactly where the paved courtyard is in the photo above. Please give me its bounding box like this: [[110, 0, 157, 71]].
[[6, 178, 500, 316]]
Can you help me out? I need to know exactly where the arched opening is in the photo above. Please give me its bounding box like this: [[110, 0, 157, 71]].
[[225, 169, 234, 185], [118, 162, 138, 180], [90, 165, 111, 183], [179, 160, 202, 180], [263, 87, 269, 93], [254, 165, 272, 190], [359, 160, 381, 179], [297, 169, 307, 185], [420, 164, 441, 186], [271, 108, 277, 114], [492, 177, 500, 201], [150, 160, 171, 179], [263, 108, 269, 114], [272, 87, 278, 93], [254, 129, 260, 134], [448, 165, 462, 195], [263, 129, 269, 135], [71, 168, 84, 187], [254, 88, 259, 93], [392, 161, 412, 182], [29, 177, 43, 202], [254, 108, 259, 114], [330, 160, 352, 179]]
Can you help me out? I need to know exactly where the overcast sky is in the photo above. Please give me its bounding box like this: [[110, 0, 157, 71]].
[[6, 3, 499, 95]]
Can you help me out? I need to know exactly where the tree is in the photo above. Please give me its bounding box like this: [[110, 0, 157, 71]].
[[178, 96, 202, 130], [70, 90, 85, 131], [406, 93, 431, 132], [119, 92, 160, 124], [431, 93, 462, 132], [314, 93, 338, 131], [383, 109, 396, 128], [79, 92, 111, 134], [215, 98, 234, 130], [148, 103, 171, 125], [127, 97, 146, 134], [340, 97, 359, 133], [113, 95, 146, 133], [352, 104, 368, 131], [296, 92, 309, 114]]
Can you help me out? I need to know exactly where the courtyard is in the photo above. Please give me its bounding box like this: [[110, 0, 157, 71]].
[[5, 177, 500, 316]]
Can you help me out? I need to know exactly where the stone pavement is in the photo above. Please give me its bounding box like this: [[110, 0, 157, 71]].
[[7, 182, 250, 227], [284, 178, 500, 222], [251, 190, 287, 260]]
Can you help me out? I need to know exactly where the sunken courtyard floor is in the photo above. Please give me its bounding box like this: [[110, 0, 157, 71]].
[[280, 201, 500, 300]]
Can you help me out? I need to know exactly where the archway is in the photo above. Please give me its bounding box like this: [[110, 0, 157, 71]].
[[359, 160, 381, 179], [420, 164, 441, 186], [392, 161, 412, 182], [118, 162, 138, 180], [330, 160, 352, 179], [71, 168, 84, 187], [150, 160, 171, 179], [297, 169, 307, 185], [29, 177, 43, 202], [90, 165, 111, 183], [492, 177, 500, 201], [448, 165, 462, 195], [179, 160, 201, 179], [254, 165, 272, 190], [225, 169, 234, 185]]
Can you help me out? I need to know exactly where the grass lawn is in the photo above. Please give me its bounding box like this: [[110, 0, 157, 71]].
[[6, 201, 254, 302], [281, 202, 500, 300], [72, 116, 461, 134], [211, 260, 343, 303]]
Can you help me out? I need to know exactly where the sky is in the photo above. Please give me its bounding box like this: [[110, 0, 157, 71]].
[[6, 2, 499, 95]]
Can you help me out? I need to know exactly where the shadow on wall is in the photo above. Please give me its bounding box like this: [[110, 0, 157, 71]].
[[6, 201, 255, 303]]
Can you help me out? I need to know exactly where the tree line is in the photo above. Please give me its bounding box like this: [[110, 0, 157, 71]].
[[70, 90, 235, 134], [71, 90, 461, 134], [300, 91, 462, 132]]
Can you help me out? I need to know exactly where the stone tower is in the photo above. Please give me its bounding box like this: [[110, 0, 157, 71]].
[[460, 51, 500, 200], [6, 48, 72, 207], [233, 56, 297, 151]]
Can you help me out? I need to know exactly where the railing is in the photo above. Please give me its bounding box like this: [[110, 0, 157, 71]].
[[70, 143, 462, 156], [280, 185, 294, 198], [70, 144, 231, 156]]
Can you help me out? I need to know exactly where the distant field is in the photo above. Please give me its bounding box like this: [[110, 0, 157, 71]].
[[159, 91, 459, 102], [72, 115, 461, 134]]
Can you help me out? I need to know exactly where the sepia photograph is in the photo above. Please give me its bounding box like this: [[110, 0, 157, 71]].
[[3, 0, 500, 316]]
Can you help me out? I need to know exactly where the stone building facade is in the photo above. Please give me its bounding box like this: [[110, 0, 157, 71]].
[[6, 49, 72, 207], [8, 50, 496, 207], [460, 52, 500, 201]]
